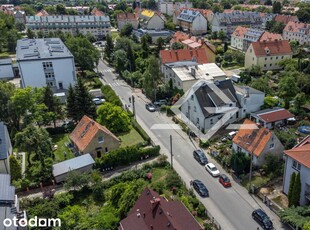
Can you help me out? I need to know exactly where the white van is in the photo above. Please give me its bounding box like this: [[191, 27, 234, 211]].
[[228, 131, 238, 140]]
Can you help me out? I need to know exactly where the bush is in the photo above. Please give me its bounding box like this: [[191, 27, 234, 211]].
[[165, 172, 183, 190], [46, 127, 66, 135], [95, 145, 160, 170], [101, 85, 122, 106], [199, 140, 210, 148], [197, 203, 206, 217], [131, 117, 151, 143]]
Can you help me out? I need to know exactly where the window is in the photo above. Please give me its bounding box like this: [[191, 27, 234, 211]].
[[270, 143, 274, 149], [58, 82, 63, 89], [237, 146, 241, 152], [265, 57, 267, 60], [292, 160, 301, 171], [191, 95, 194, 100], [45, 72, 55, 79], [194, 106, 196, 112], [270, 57, 273, 60], [196, 117, 199, 123], [98, 136, 104, 143], [264, 64, 267, 67], [42, 61, 53, 70]]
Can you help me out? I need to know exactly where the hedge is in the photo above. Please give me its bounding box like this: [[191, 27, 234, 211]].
[[95, 145, 160, 170], [131, 117, 151, 143], [101, 85, 122, 106]]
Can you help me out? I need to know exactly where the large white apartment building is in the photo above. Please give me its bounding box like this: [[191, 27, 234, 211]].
[[283, 21, 310, 45], [26, 15, 111, 39], [16, 38, 76, 92]]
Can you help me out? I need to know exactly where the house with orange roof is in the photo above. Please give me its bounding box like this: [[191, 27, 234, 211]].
[[283, 21, 310, 45], [117, 12, 138, 30], [274, 14, 298, 25], [91, 8, 105, 16], [245, 40, 292, 70], [69, 115, 120, 158], [170, 31, 216, 63], [283, 135, 310, 205], [36, 9, 49, 17], [231, 26, 248, 50], [232, 119, 284, 166], [139, 9, 165, 30]]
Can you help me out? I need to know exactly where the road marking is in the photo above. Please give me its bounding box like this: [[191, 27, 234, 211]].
[[101, 69, 112, 73], [150, 124, 181, 130]]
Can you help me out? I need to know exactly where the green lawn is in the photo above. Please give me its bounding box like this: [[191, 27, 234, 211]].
[[111, 31, 119, 41], [51, 134, 75, 163], [241, 175, 270, 190], [118, 128, 144, 148]]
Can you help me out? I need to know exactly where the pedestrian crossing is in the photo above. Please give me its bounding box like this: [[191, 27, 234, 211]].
[[108, 81, 122, 87], [101, 69, 112, 73]]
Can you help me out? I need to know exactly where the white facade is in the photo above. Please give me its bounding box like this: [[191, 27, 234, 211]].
[[283, 154, 310, 206], [231, 35, 244, 50], [16, 38, 76, 92], [26, 15, 111, 39], [159, 2, 193, 16], [0, 59, 14, 80], [283, 22, 310, 45], [139, 10, 165, 30], [177, 10, 208, 35]]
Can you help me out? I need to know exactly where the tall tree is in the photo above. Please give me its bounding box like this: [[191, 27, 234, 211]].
[[291, 172, 301, 207], [272, 1, 282, 14], [113, 49, 129, 73], [288, 172, 296, 207], [105, 34, 114, 63], [155, 37, 164, 56], [43, 86, 63, 127], [66, 84, 77, 121], [278, 75, 298, 109], [120, 23, 133, 37], [143, 56, 161, 100], [9, 155, 22, 181]]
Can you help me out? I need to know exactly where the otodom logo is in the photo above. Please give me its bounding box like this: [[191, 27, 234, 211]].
[[3, 216, 61, 228]]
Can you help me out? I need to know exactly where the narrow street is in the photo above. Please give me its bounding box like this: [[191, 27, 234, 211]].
[[97, 59, 288, 230]]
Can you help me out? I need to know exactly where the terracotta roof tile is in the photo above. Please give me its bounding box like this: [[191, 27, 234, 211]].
[[284, 136, 310, 168], [36, 9, 49, 16], [69, 115, 119, 152], [274, 14, 298, 24], [232, 26, 248, 38], [259, 32, 283, 42], [283, 21, 310, 33], [160, 48, 208, 64], [258, 108, 294, 123], [233, 119, 272, 157], [251, 40, 292, 56], [119, 187, 203, 230], [117, 12, 137, 21], [91, 8, 105, 16]]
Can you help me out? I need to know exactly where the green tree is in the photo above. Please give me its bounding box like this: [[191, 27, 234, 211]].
[[120, 23, 133, 37], [304, 221, 310, 230], [250, 76, 271, 95], [141, 35, 150, 58], [230, 151, 251, 175], [105, 34, 114, 63], [65, 36, 100, 72], [280, 205, 310, 228], [96, 102, 130, 133], [66, 84, 77, 121], [58, 205, 88, 229], [143, 56, 161, 100], [9, 155, 22, 181], [288, 172, 296, 207], [155, 37, 164, 56], [43, 86, 63, 127], [294, 92, 306, 112], [64, 170, 92, 190], [26, 28, 35, 39], [296, 3, 310, 23], [263, 96, 279, 109], [278, 75, 299, 109], [0, 81, 15, 125], [291, 172, 301, 207], [272, 1, 282, 13], [15, 125, 52, 167], [56, 4, 66, 14], [171, 42, 184, 50], [113, 49, 129, 73]]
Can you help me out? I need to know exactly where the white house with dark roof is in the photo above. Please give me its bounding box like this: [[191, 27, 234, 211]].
[[250, 107, 295, 129], [283, 136, 310, 206], [16, 38, 76, 92], [176, 9, 208, 35], [180, 79, 264, 133], [0, 122, 12, 174]]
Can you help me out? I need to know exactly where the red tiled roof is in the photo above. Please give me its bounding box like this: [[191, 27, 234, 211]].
[[232, 119, 272, 157], [274, 14, 298, 24], [258, 108, 294, 123], [91, 8, 105, 16], [283, 21, 310, 33], [284, 136, 310, 168], [119, 187, 203, 230], [223, 9, 236, 13], [117, 12, 137, 21], [232, 26, 248, 38], [259, 32, 283, 42], [160, 48, 208, 64], [36, 9, 49, 16], [251, 40, 292, 56], [69, 115, 119, 152]]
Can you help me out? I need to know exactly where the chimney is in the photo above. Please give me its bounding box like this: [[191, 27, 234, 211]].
[[150, 198, 160, 210]]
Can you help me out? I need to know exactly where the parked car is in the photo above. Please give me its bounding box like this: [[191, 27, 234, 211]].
[[154, 99, 167, 107], [227, 131, 237, 140], [192, 180, 209, 197], [193, 149, 208, 165], [218, 174, 231, 187], [92, 98, 105, 105], [205, 163, 220, 177], [252, 209, 273, 230], [145, 103, 156, 112]]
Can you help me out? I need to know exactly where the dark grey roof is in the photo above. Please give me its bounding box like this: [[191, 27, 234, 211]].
[[53, 154, 95, 177], [0, 207, 17, 230], [251, 107, 283, 116], [177, 9, 201, 23], [26, 15, 110, 23], [214, 11, 262, 26], [195, 79, 240, 118], [0, 122, 12, 160], [0, 174, 15, 203], [133, 29, 172, 38], [16, 38, 73, 61]]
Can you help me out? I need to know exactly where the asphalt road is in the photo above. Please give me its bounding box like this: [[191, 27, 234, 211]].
[[97, 59, 287, 230]]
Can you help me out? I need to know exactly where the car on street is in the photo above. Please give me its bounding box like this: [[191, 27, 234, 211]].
[[218, 174, 231, 187], [205, 163, 220, 177], [145, 103, 156, 112], [252, 209, 273, 230], [154, 99, 168, 107], [193, 149, 208, 165], [192, 180, 209, 197]]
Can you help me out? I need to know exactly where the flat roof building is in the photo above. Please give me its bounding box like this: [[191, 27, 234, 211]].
[[16, 38, 76, 92]]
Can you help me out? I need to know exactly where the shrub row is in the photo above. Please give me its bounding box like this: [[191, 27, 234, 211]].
[[131, 117, 151, 143], [101, 85, 122, 106], [95, 145, 160, 170]]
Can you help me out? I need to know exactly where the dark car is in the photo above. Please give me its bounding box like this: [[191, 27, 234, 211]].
[[218, 174, 231, 187], [193, 149, 208, 165], [192, 180, 209, 197], [145, 103, 156, 112], [252, 209, 273, 230]]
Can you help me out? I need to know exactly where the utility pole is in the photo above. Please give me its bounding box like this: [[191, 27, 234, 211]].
[[170, 135, 173, 169], [132, 95, 136, 118]]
